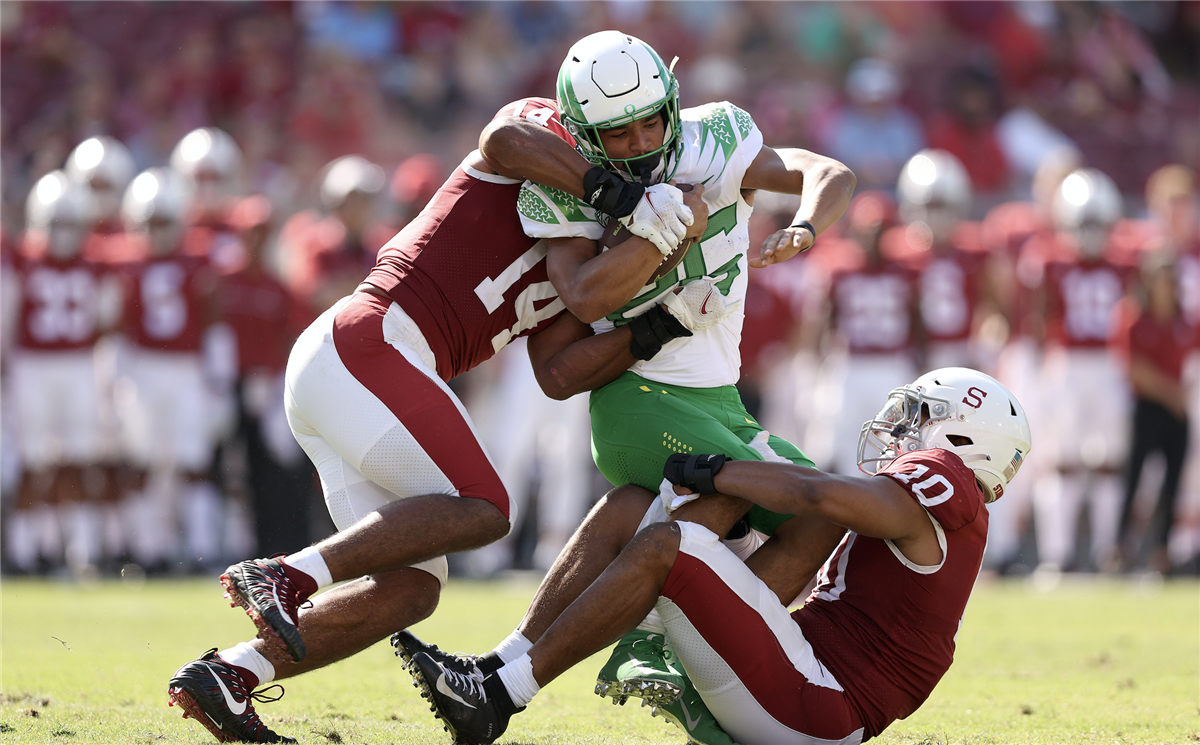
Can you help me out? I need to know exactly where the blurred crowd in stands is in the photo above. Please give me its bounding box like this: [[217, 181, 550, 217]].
[[2, 1, 1198, 582]]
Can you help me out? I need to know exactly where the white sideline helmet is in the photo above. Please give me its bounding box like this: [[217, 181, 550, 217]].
[[1052, 168, 1121, 258], [66, 136, 136, 223], [170, 127, 241, 183], [1052, 168, 1121, 229], [26, 170, 91, 259], [556, 30, 682, 184], [122, 168, 188, 255], [318, 155, 386, 211], [858, 367, 1032, 502], [898, 149, 972, 222]]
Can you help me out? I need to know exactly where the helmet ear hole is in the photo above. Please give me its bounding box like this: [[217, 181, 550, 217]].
[[946, 434, 973, 447]]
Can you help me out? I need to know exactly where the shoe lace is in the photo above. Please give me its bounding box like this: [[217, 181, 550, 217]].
[[249, 684, 285, 705], [442, 666, 488, 703]]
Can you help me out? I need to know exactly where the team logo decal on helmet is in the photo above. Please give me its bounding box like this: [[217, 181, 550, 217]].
[[556, 30, 683, 184]]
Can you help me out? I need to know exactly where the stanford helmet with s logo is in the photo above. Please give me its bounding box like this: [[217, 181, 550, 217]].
[[857, 367, 1032, 502]]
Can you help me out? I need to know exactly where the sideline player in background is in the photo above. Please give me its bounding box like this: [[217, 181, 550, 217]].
[[1033, 168, 1132, 574], [4, 173, 118, 575], [166, 91, 704, 742], [410, 367, 1032, 745]]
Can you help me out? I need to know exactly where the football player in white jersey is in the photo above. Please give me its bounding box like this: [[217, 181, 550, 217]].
[[398, 30, 856, 745]]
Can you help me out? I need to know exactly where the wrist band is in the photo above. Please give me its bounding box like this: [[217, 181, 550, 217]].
[[788, 219, 816, 236]]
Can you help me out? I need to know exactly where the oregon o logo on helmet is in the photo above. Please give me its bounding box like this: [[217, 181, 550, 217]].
[[624, 103, 636, 115], [962, 387, 987, 409]]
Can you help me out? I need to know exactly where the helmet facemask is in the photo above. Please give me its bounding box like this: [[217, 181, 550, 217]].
[[569, 93, 682, 186], [857, 386, 954, 476]]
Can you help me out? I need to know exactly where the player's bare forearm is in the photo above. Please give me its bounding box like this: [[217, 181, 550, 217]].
[[708, 459, 923, 541], [547, 236, 662, 323], [478, 118, 592, 198], [528, 312, 634, 400], [743, 147, 856, 267]]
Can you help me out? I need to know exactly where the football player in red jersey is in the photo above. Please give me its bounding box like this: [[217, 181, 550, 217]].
[[114, 168, 231, 575], [413, 367, 1031, 745], [5, 172, 118, 575], [1032, 168, 1134, 575], [894, 149, 995, 372], [167, 93, 705, 742]]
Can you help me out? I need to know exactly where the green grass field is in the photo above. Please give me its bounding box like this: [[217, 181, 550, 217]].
[[1, 574, 1196, 744]]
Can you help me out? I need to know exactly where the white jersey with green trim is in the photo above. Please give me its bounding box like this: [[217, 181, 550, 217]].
[[517, 101, 764, 388]]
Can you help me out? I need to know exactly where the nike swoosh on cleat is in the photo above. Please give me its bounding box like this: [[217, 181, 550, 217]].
[[699, 290, 714, 315], [270, 583, 295, 627], [436, 673, 476, 709], [624, 654, 666, 677], [209, 669, 248, 716], [680, 699, 701, 731]]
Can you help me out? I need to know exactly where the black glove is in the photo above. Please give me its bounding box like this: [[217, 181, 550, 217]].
[[584, 166, 645, 219], [628, 305, 692, 361], [664, 453, 728, 495]]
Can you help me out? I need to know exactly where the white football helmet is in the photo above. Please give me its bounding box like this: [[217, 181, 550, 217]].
[[122, 168, 188, 256], [556, 30, 682, 184], [65, 136, 135, 223], [858, 367, 1032, 502], [26, 170, 91, 259], [1052, 168, 1121, 258], [318, 155, 386, 211], [170, 127, 241, 183], [898, 149, 972, 226]]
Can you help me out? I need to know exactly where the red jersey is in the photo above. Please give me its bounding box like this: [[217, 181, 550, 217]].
[[913, 247, 987, 343], [217, 266, 305, 374], [122, 252, 214, 352], [364, 98, 576, 381], [796, 449, 988, 739], [13, 250, 108, 352], [829, 261, 918, 355], [1118, 305, 1197, 384], [1043, 254, 1131, 349]]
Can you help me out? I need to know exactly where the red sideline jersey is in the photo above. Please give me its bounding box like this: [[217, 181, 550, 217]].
[[218, 266, 306, 374], [13, 249, 108, 352], [122, 250, 214, 352], [1043, 252, 1132, 350], [364, 98, 575, 381], [796, 448, 988, 739], [829, 260, 918, 355]]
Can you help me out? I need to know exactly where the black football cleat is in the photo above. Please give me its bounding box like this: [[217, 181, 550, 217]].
[[167, 649, 294, 743], [221, 558, 308, 662], [391, 630, 497, 676], [408, 651, 517, 745]]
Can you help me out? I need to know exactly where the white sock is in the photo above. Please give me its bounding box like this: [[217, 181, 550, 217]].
[[636, 609, 666, 635], [284, 545, 333, 590], [496, 653, 540, 708], [218, 641, 276, 687], [492, 630, 532, 664]]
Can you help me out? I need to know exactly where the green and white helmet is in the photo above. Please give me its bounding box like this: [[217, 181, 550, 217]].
[[556, 30, 682, 184]]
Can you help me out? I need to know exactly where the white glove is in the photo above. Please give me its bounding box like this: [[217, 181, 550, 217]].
[[661, 280, 741, 332], [620, 182, 693, 256], [658, 477, 698, 515]]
